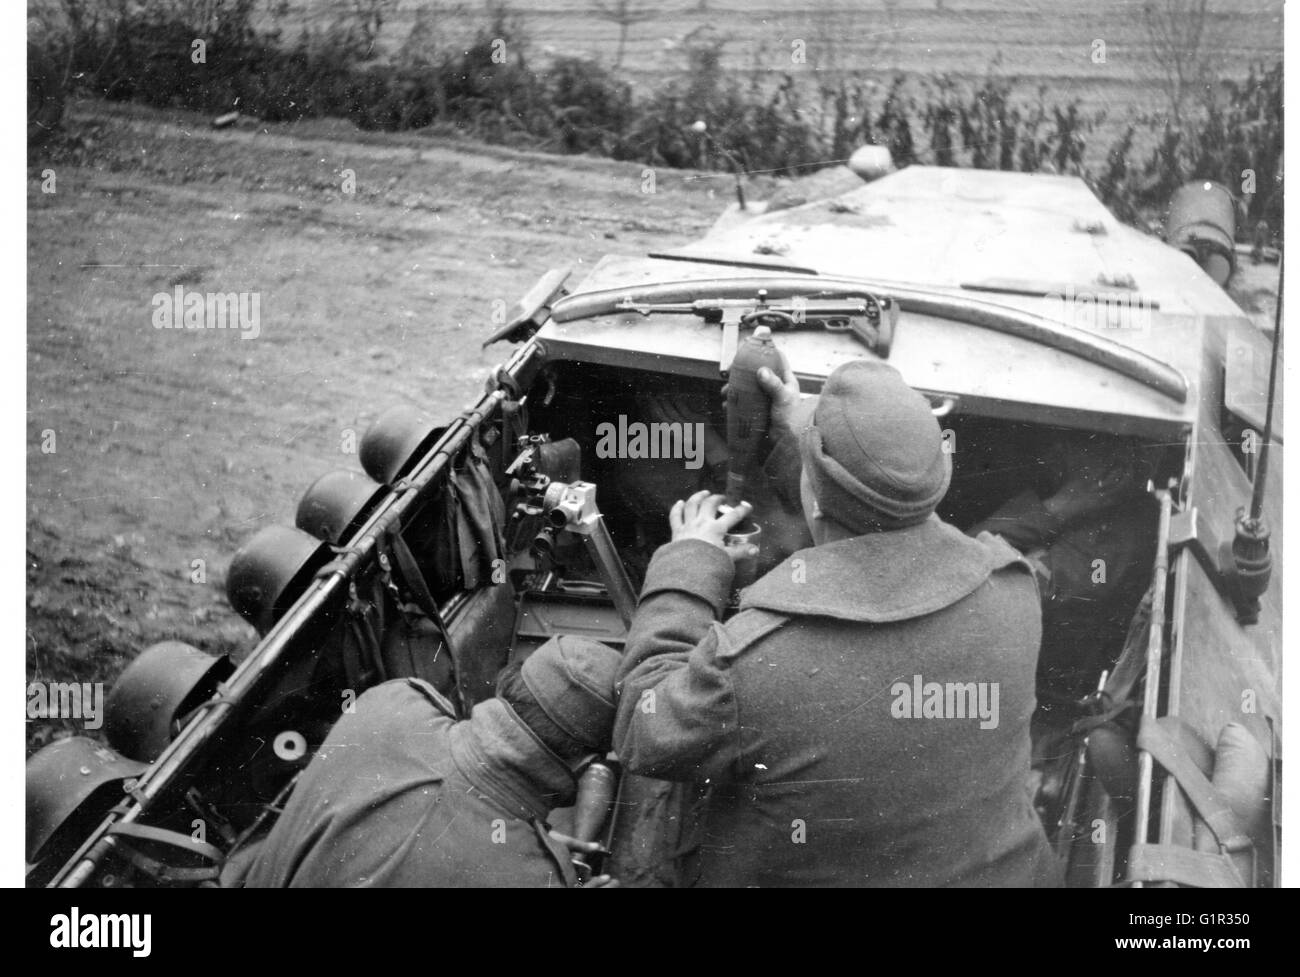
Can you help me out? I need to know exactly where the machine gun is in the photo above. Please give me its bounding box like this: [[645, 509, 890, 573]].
[[506, 439, 639, 629], [615, 288, 897, 373]]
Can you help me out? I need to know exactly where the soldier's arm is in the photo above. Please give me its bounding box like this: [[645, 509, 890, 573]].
[[968, 488, 1065, 554], [756, 352, 809, 513], [612, 538, 742, 783], [761, 422, 804, 513]]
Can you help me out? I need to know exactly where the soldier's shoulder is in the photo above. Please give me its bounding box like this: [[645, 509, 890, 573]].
[[355, 677, 459, 722], [972, 528, 1038, 578], [716, 608, 791, 661]]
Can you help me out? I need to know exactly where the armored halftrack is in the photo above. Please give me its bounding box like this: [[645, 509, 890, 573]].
[[28, 161, 1281, 888]]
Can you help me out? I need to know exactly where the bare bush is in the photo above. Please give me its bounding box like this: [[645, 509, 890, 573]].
[[589, 0, 657, 69], [1143, 0, 1222, 128], [40, 2, 1280, 239]]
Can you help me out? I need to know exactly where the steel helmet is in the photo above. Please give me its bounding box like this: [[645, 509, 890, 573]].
[[26, 736, 148, 865], [360, 405, 445, 485], [226, 525, 332, 636], [295, 469, 388, 545], [104, 641, 235, 762]]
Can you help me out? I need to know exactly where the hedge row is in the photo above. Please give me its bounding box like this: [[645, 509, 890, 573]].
[[30, 3, 1282, 232]]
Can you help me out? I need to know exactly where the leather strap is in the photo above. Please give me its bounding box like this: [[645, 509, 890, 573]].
[[1138, 714, 1252, 853], [1127, 843, 1245, 888], [108, 822, 224, 884], [382, 531, 464, 714], [386, 533, 452, 645], [108, 821, 225, 860], [343, 618, 370, 688], [1156, 715, 1216, 776], [401, 677, 460, 720], [1070, 698, 1136, 737], [346, 579, 386, 684]]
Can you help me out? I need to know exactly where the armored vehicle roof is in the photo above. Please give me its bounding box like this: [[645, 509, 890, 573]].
[[541, 166, 1272, 441]]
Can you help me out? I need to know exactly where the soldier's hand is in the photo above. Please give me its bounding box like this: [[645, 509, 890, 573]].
[[1043, 459, 1134, 525], [1044, 436, 1140, 524], [755, 348, 804, 435], [548, 830, 603, 855], [670, 491, 755, 562], [548, 831, 621, 888]]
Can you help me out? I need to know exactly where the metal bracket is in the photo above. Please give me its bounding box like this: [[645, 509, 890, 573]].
[[1168, 507, 1224, 574], [1167, 506, 1269, 622], [719, 309, 743, 376], [542, 481, 638, 629], [482, 266, 572, 348]]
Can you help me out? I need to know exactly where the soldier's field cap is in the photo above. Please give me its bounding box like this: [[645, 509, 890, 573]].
[[798, 359, 951, 532], [521, 636, 621, 751]]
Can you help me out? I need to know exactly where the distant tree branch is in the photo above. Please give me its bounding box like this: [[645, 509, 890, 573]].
[[1143, 0, 1215, 127], [588, 1, 658, 26], [588, 0, 658, 67]]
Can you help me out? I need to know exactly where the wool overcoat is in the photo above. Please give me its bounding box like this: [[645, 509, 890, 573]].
[[613, 516, 1063, 887], [244, 679, 579, 888]]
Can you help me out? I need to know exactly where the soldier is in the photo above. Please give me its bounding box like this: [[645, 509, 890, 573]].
[[613, 358, 1061, 887], [967, 432, 1159, 703], [240, 635, 622, 888]]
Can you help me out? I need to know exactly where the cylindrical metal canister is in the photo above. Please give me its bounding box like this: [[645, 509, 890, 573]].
[[1166, 181, 1237, 286]]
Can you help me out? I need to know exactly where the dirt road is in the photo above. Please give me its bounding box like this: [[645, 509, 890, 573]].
[[26, 100, 735, 751]]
